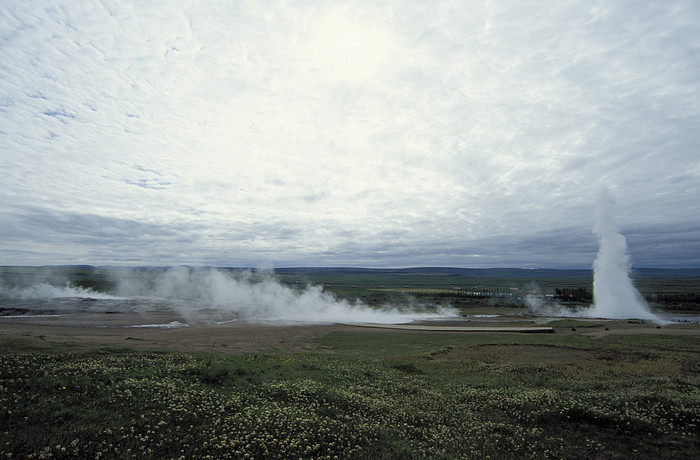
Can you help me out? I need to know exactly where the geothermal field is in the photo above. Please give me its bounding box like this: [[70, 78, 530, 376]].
[[3, 0, 699, 457], [1, 190, 698, 458], [1, 262, 699, 458]]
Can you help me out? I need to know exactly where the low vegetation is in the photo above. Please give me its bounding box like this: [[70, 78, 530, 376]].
[[2, 331, 699, 459]]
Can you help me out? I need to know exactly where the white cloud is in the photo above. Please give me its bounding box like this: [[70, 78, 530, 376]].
[[1, 0, 699, 267]]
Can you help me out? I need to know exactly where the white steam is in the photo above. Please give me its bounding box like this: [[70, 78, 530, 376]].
[[0, 267, 458, 324], [523, 283, 576, 317], [113, 267, 458, 324], [525, 294, 565, 316], [585, 186, 661, 321], [0, 281, 123, 300]]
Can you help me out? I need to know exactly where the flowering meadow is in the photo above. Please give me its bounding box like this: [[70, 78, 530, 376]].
[[1, 331, 699, 459]]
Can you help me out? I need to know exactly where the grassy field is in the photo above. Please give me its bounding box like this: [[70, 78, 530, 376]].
[[1, 328, 699, 459], [1, 266, 699, 458]]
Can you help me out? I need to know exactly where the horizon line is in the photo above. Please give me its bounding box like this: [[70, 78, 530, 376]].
[[3, 264, 699, 271]]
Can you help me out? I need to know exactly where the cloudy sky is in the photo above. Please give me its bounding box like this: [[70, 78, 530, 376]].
[[1, 1, 699, 268]]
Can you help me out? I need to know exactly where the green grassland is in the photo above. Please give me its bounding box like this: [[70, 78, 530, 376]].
[[1, 266, 699, 457], [2, 330, 699, 459]]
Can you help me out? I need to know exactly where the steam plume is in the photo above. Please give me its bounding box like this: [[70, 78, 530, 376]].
[[586, 186, 661, 321], [113, 267, 457, 324], [1, 267, 458, 324]]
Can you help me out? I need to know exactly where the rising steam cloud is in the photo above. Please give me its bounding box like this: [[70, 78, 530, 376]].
[[523, 187, 664, 322], [112, 267, 457, 324], [586, 186, 661, 321], [0, 267, 457, 324]]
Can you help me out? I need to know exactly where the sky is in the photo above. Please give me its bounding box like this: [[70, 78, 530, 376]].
[[1, 0, 699, 269]]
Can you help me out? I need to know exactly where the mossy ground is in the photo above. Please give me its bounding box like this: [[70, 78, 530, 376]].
[[1, 329, 698, 459]]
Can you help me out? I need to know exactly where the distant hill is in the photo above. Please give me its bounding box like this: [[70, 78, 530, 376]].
[[4, 265, 698, 280], [273, 267, 595, 278], [274, 266, 700, 279]]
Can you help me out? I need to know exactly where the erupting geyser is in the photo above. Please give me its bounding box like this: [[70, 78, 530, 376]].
[[586, 186, 661, 321]]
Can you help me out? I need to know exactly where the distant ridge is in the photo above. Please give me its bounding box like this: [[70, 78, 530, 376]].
[[273, 267, 594, 278], [4, 266, 699, 279], [273, 267, 700, 279]]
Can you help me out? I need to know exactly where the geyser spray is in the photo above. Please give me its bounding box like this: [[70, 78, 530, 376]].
[[587, 186, 661, 321]]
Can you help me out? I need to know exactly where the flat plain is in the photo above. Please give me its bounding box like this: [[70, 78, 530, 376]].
[[1, 267, 699, 459], [1, 312, 699, 459]]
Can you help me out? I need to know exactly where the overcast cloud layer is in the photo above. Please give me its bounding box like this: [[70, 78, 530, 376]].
[[1, 1, 699, 268]]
